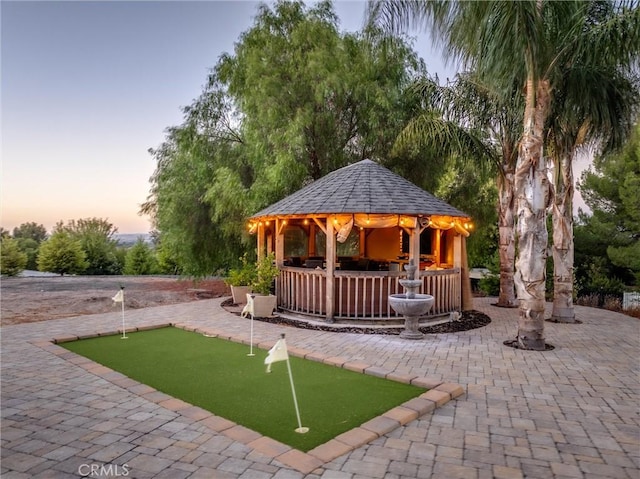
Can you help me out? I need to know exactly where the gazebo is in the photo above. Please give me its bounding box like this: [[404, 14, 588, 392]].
[[248, 159, 473, 322]]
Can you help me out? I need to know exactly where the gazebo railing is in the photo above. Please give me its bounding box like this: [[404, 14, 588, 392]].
[[277, 266, 461, 320], [278, 267, 326, 317]]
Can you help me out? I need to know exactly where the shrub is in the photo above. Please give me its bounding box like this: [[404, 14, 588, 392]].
[[0, 237, 28, 276], [602, 295, 622, 311], [37, 232, 87, 275], [478, 273, 500, 297], [252, 252, 279, 295], [226, 253, 257, 287], [123, 239, 158, 275], [477, 252, 500, 296]]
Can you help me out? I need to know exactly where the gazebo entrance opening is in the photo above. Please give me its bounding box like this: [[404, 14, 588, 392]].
[[279, 218, 451, 272]]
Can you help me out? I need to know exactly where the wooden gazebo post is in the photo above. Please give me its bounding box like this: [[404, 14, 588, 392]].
[[275, 218, 285, 267], [409, 220, 421, 272], [325, 217, 335, 322], [257, 222, 265, 260]]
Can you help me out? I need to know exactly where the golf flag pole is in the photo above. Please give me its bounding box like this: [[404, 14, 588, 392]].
[[285, 351, 308, 434], [112, 287, 127, 339], [248, 295, 255, 357], [264, 334, 308, 434]]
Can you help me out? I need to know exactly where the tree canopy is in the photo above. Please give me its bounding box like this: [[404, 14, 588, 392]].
[[578, 123, 640, 286], [143, 0, 429, 276], [0, 237, 28, 276], [57, 218, 122, 275], [37, 230, 88, 276], [12, 222, 48, 243]]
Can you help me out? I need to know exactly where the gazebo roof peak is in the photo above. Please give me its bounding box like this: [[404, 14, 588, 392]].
[[251, 158, 468, 219]]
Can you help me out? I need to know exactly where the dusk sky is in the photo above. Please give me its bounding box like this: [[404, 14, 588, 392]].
[[4, 1, 589, 236], [2, 0, 460, 234]]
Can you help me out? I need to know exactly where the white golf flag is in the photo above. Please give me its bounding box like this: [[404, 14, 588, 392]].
[[112, 289, 124, 303], [264, 338, 288, 373]]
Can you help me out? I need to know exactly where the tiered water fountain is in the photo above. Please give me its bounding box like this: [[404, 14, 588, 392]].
[[388, 260, 435, 339]]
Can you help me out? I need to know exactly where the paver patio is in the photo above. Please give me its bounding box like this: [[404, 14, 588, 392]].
[[1, 297, 638, 478]]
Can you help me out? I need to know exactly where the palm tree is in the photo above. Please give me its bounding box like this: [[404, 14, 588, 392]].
[[368, 0, 640, 349], [394, 73, 522, 308], [547, 2, 640, 323]]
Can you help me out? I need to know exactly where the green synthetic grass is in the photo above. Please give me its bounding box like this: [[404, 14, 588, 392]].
[[62, 326, 425, 451]]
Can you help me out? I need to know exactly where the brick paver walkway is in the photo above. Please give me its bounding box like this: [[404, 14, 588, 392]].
[[1, 297, 638, 478]]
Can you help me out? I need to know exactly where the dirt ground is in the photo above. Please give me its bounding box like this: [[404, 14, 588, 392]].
[[0, 275, 230, 326], [1, 275, 498, 334]]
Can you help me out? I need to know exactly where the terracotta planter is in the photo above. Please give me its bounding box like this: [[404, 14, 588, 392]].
[[231, 285, 251, 304], [251, 294, 277, 318]]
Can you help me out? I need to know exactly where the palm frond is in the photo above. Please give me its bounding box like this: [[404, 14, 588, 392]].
[[393, 112, 498, 175]]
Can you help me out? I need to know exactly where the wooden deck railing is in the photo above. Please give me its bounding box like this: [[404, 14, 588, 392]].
[[277, 267, 461, 320]]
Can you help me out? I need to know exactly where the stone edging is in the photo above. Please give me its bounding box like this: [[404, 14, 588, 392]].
[[33, 323, 465, 475]]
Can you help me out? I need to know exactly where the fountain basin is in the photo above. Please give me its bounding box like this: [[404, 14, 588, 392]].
[[388, 293, 435, 317], [398, 279, 423, 290]]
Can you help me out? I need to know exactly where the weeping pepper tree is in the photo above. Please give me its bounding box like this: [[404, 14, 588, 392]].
[[143, 0, 427, 276]]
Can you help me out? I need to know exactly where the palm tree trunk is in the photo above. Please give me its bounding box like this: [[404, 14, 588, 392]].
[[551, 152, 576, 322], [513, 78, 551, 350], [496, 165, 517, 307]]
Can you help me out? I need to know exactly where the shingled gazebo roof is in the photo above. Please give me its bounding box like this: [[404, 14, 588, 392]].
[[251, 159, 468, 219]]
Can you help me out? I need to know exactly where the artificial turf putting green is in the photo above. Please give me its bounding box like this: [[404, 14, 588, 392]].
[[62, 326, 425, 451]]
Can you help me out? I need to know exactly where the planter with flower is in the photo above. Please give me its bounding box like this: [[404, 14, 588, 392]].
[[249, 252, 280, 317], [225, 253, 256, 304]]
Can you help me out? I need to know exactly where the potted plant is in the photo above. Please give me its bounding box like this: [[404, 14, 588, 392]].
[[250, 252, 279, 317], [225, 253, 256, 304]]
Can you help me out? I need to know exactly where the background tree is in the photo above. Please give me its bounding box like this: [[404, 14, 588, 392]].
[[577, 122, 640, 289], [0, 236, 28, 276], [142, 125, 239, 276], [123, 239, 158, 275], [12, 222, 47, 243], [58, 218, 122, 275], [37, 230, 87, 276], [14, 237, 39, 270], [12, 222, 48, 270]]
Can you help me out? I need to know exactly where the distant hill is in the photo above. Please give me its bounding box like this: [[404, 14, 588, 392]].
[[115, 233, 152, 247]]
